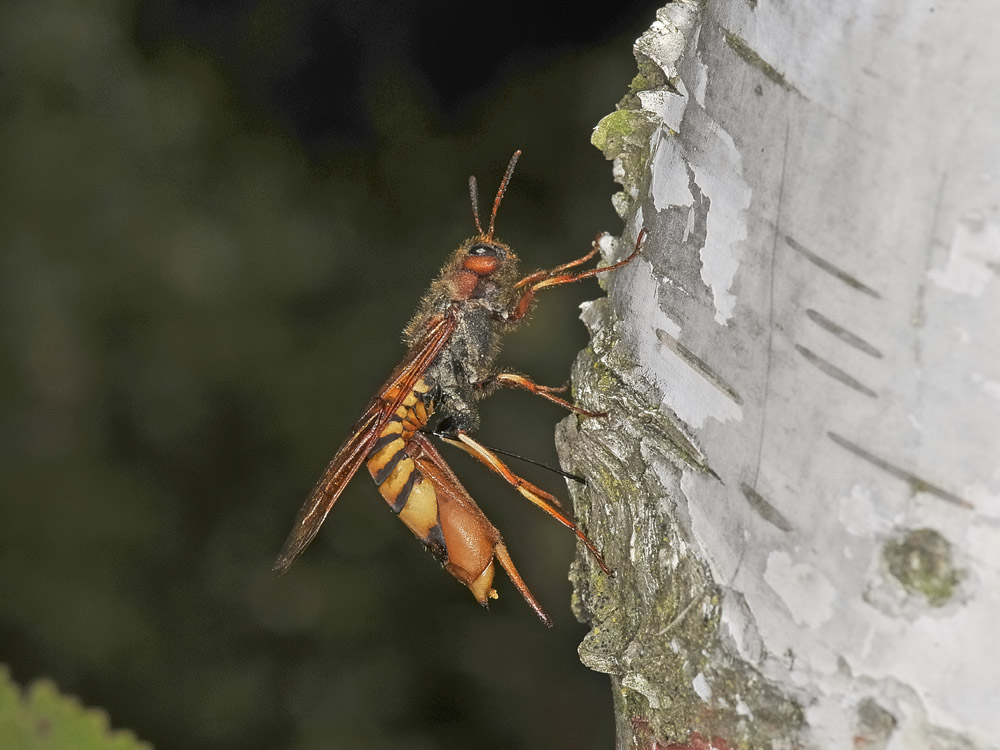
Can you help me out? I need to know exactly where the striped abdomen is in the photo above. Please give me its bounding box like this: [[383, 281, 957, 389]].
[[366, 378, 447, 556], [365, 377, 504, 605]]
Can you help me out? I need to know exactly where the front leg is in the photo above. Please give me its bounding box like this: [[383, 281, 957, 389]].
[[507, 229, 646, 322]]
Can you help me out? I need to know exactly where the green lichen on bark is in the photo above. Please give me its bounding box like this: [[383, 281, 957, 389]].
[[591, 109, 657, 162], [569, 4, 810, 747], [629, 58, 671, 96], [557, 300, 803, 748], [591, 109, 658, 210], [883, 528, 962, 607]]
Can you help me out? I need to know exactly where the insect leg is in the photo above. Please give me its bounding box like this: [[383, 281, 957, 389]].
[[508, 229, 646, 322], [408, 432, 552, 626], [493, 542, 552, 627], [513, 235, 603, 288], [477, 372, 606, 417], [435, 430, 566, 510], [437, 432, 613, 575]]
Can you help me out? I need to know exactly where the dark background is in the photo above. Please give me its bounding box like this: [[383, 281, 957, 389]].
[[0, 0, 656, 747]]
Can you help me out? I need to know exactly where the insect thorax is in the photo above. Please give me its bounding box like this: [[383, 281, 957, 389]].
[[425, 303, 504, 432]]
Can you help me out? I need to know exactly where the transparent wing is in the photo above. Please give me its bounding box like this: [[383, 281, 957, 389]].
[[273, 312, 457, 573]]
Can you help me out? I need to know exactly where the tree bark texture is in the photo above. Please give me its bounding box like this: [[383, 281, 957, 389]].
[[558, 2, 1000, 748]]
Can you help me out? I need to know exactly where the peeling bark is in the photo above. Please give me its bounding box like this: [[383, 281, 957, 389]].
[[558, 2, 1000, 748]]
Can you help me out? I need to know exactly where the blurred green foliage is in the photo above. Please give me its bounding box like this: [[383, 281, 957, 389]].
[[0, 0, 640, 748], [0, 667, 150, 750]]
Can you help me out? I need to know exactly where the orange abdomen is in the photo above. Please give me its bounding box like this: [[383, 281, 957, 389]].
[[364, 378, 502, 605]]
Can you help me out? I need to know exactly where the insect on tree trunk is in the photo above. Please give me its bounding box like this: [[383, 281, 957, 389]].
[[559, 2, 1000, 748]]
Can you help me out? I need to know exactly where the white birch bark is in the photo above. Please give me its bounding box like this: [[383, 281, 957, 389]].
[[558, 2, 1000, 747]]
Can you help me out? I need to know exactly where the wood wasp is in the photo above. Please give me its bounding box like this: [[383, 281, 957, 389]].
[[274, 151, 643, 625]]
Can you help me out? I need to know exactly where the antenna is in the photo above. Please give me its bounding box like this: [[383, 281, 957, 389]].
[[428, 427, 586, 485], [468, 150, 521, 240], [488, 150, 520, 240], [468, 175, 483, 235]]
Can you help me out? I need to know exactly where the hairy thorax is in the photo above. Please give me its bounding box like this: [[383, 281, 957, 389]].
[[403, 248, 520, 432]]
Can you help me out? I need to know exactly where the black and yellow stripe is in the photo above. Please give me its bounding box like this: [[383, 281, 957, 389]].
[[365, 378, 447, 558]]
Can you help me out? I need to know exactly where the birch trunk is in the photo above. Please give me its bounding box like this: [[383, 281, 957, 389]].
[[558, 2, 1000, 747]]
